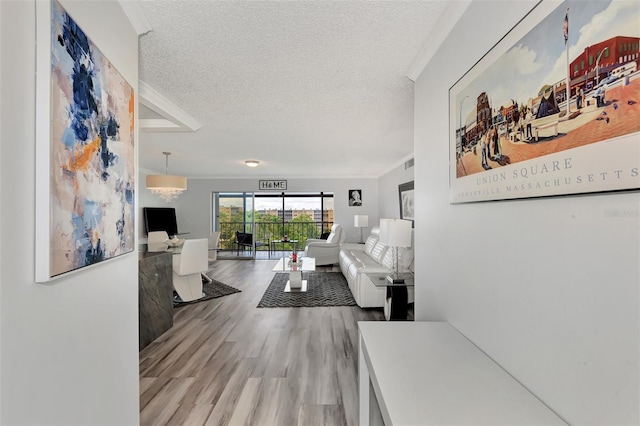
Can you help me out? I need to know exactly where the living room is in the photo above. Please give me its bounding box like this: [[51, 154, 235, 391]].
[[137, 166, 415, 424], [1, 1, 638, 426]]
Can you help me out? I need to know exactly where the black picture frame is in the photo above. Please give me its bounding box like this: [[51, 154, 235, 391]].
[[398, 181, 414, 227], [349, 189, 362, 206]]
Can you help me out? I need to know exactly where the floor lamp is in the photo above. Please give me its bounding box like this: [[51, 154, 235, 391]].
[[379, 218, 412, 283], [354, 215, 369, 244]]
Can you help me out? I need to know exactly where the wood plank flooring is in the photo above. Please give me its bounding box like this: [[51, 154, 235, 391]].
[[139, 259, 400, 426]]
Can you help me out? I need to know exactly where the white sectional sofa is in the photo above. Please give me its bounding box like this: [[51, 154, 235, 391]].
[[339, 226, 414, 308], [304, 224, 346, 266]]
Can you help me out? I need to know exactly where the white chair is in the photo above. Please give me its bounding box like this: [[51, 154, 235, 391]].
[[208, 231, 221, 262], [147, 231, 169, 252], [202, 231, 221, 283], [148, 230, 169, 243], [304, 224, 346, 266], [172, 238, 208, 302]]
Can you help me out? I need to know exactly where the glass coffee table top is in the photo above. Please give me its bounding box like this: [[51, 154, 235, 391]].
[[272, 257, 316, 272]]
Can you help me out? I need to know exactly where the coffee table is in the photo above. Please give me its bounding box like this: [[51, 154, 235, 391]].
[[272, 257, 316, 292]]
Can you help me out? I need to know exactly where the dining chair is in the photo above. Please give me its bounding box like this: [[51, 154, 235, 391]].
[[172, 238, 208, 302], [148, 230, 169, 243], [208, 231, 221, 262]]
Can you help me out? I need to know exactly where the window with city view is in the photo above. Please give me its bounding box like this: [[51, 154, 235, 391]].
[[214, 192, 334, 257]]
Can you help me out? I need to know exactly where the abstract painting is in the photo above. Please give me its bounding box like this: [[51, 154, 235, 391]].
[[449, 0, 639, 203], [36, 0, 135, 281]]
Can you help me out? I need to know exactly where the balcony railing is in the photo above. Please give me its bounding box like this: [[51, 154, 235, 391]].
[[218, 221, 333, 252]]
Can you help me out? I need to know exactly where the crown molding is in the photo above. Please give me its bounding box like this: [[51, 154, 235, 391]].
[[406, 1, 471, 82], [118, 1, 153, 36], [139, 80, 202, 132], [139, 118, 184, 132]]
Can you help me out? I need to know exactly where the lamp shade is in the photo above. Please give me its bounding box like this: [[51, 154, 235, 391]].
[[146, 152, 188, 202], [146, 175, 187, 202], [354, 215, 369, 228], [379, 218, 412, 247], [146, 174, 187, 190]]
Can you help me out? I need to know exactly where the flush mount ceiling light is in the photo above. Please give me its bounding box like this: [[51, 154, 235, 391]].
[[146, 152, 187, 202], [245, 160, 260, 168]]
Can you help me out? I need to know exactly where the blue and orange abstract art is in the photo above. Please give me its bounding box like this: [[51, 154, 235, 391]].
[[49, 0, 135, 277]]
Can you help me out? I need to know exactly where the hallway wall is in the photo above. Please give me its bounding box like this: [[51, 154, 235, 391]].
[[0, 2, 140, 424], [413, 1, 639, 424]]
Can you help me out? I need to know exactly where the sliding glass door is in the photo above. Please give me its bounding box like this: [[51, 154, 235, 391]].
[[213, 192, 334, 260], [214, 192, 254, 259]]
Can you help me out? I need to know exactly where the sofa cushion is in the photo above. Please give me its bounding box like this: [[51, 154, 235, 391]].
[[347, 262, 361, 281], [369, 241, 389, 264], [363, 235, 378, 256], [341, 246, 386, 267], [363, 226, 381, 255], [382, 246, 414, 271]]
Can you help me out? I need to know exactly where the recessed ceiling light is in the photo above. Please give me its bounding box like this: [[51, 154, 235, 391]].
[[245, 160, 260, 168]]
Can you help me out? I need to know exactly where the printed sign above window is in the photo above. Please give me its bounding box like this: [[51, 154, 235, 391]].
[[259, 180, 287, 190]]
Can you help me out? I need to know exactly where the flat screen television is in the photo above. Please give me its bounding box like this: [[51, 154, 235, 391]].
[[143, 207, 178, 236]]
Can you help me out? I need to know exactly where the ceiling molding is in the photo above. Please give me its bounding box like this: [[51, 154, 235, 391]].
[[139, 119, 185, 132], [139, 80, 202, 132], [405, 1, 471, 82], [118, 1, 153, 36]]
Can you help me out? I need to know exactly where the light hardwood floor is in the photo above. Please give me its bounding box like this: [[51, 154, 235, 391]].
[[139, 259, 409, 425]]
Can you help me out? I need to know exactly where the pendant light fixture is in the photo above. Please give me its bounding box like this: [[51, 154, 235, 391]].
[[146, 152, 187, 202]]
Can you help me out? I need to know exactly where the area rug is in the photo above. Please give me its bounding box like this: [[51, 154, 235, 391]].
[[257, 272, 356, 308], [173, 278, 241, 308]]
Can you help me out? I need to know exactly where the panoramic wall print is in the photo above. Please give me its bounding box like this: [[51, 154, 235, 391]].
[[37, 0, 135, 280], [450, 0, 639, 203]]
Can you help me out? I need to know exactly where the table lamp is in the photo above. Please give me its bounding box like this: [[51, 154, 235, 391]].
[[379, 218, 412, 284], [354, 215, 369, 244]]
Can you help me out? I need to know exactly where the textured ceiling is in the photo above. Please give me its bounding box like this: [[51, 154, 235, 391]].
[[138, 0, 450, 178]]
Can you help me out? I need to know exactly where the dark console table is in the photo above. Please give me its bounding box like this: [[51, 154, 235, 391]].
[[367, 272, 414, 321], [138, 246, 174, 350]]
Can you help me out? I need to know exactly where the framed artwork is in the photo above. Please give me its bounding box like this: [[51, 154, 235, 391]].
[[35, 0, 136, 281], [398, 181, 414, 226], [450, 0, 639, 203], [349, 189, 362, 206]]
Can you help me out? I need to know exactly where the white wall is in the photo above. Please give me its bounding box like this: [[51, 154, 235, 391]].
[[414, 1, 639, 425], [378, 158, 414, 219], [0, 2, 139, 424], [148, 177, 379, 243], [0, 2, 3, 419]]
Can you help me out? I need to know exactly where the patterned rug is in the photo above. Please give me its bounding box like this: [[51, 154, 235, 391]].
[[173, 278, 241, 307], [257, 272, 356, 308]]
